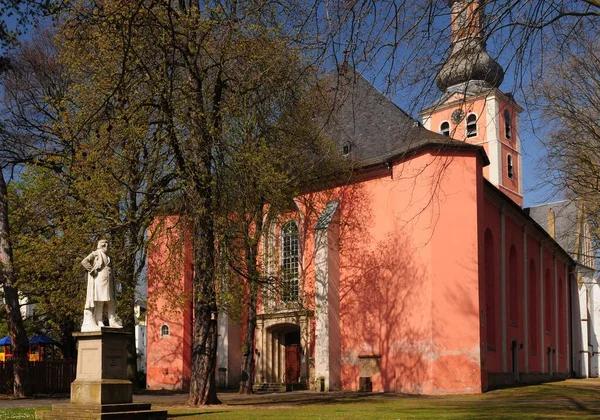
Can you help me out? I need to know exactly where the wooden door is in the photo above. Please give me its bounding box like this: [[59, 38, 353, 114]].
[[285, 344, 300, 383]]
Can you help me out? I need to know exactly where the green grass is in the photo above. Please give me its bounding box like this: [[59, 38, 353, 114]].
[[158, 381, 600, 419], [0, 408, 42, 419], [2, 380, 600, 419]]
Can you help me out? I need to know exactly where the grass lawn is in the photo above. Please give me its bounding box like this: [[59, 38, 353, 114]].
[[3, 380, 600, 419]]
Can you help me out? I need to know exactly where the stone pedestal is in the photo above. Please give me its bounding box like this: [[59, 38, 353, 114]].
[[37, 328, 166, 420], [71, 329, 132, 405]]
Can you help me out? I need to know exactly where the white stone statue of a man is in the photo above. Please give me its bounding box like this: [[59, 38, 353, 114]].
[[80, 239, 122, 331]]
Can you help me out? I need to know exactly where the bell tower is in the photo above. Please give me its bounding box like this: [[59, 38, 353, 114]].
[[420, 0, 523, 207]]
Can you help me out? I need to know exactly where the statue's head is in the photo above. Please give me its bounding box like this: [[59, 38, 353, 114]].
[[97, 239, 109, 252]]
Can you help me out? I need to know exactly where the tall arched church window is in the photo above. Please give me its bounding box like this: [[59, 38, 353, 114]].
[[558, 277, 565, 353], [281, 220, 300, 302], [466, 113, 477, 137], [544, 269, 553, 332], [504, 109, 512, 139], [484, 229, 496, 349], [507, 154, 514, 179], [529, 260, 538, 354], [440, 121, 450, 137], [508, 246, 519, 325]]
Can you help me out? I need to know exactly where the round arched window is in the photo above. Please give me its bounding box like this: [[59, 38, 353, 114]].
[[466, 113, 477, 138], [440, 121, 450, 137], [504, 109, 512, 139], [161, 324, 170, 338]]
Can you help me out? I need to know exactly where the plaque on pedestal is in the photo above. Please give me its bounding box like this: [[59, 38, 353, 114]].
[[37, 328, 166, 419]]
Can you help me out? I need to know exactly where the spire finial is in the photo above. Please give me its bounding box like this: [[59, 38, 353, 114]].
[[435, 0, 504, 92]]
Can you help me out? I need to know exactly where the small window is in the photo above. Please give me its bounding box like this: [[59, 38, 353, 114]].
[[466, 114, 477, 137], [342, 142, 351, 156], [504, 109, 512, 140], [161, 324, 170, 338], [507, 154, 514, 179], [440, 121, 450, 136]]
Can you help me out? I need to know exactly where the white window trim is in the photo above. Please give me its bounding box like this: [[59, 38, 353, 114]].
[[466, 113, 478, 138], [504, 109, 512, 140], [160, 324, 170, 338], [507, 153, 514, 179], [440, 120, 450, 136], [280, 220, 300, 303]]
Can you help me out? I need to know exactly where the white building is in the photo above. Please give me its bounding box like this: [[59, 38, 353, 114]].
[[135, 301, 147, 375]]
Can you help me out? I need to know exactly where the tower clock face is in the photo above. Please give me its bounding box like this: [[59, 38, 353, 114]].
[[452, 109, 465, 123]]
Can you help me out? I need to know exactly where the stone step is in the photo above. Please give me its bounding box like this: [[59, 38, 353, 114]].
[[37, 409, 168, 419], [51, 403, 152, 413], [36, 403, 167, 420], [253, 382, 308, 393]]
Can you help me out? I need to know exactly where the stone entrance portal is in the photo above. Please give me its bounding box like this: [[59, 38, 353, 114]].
[[255, 311, 311, 387]]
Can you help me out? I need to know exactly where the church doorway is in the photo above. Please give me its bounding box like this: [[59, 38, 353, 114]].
[[255, 311, 311, 387], [284, 331, 301, 383]]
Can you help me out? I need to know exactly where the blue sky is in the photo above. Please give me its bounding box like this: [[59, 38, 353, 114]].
[[3, 5, 559, 210]]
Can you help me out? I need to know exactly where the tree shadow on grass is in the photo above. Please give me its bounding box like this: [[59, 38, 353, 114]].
[[168, 413, 231, 418], [221, 391, 418, 407]]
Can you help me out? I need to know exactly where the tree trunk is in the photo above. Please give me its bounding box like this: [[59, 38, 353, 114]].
[[239, 205, 264, 394], [59, 319, 76, 360], [239, 285, 257, 394], [0, 171, 31, 397], [188, 223, 221, 405], [120, 252, 139, 388]]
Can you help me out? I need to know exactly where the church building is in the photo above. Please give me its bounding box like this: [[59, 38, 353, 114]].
[[145, 0, 584, 394]]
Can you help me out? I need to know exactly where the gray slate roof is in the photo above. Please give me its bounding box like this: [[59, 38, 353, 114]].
[[321, 71, 489, 168], [525, 200, 579, 258]]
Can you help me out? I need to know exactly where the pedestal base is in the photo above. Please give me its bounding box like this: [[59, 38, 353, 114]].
[[36, 329, 166, 419], [35, 403, 167, 419], [71, 379, 133, 405]]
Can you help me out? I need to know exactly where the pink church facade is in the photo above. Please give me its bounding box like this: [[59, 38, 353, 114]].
[[145, 0, 576, 394]]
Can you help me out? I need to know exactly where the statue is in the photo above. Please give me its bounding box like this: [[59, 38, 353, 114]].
[[80, 239, 122, 331]]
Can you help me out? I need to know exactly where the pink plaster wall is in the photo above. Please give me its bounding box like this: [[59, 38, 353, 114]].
[[300, 149, 484, 394], [481, 197, 571, 378], [146, 217, 193, 390]]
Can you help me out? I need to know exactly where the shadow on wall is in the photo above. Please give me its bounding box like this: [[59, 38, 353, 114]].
[[339, 230, 428, 393], [431, 256, 481, 392], [146, 217, 193, 390]]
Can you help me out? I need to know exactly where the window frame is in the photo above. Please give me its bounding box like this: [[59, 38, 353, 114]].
[[280, 220, 300, 303], [440, 121, 450, 137], [507, 154, 514, 179], [504, 109, 512, 140], [160, 324, 170, 338], [466, 113, 478, 138]]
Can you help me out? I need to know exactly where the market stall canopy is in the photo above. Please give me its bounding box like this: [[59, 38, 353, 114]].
[[29, 335, 59, 345]]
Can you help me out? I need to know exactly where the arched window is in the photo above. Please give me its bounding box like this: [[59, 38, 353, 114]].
[[484, 229, 496, 349], [466, 113, 477, 137], [544, 269, 552, 333], [507, 154, 514, 179], [504, 109, 512, 139], [281, 220, 300, 302], [161, 324, 170, 338], [529, 260, 538, 354], [508, 246, 519, 325], [342, 142, 352, 156], [440, 121, 450, 137], [558, 277, 565, 353]]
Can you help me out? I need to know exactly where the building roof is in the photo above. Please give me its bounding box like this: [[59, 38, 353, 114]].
[[525, 200, 579, 259], [484, 181, 574, 265], [321, 71, 489, 169]]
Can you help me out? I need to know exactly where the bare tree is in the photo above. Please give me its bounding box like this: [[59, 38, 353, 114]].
[[537, 24, 600, 223]]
